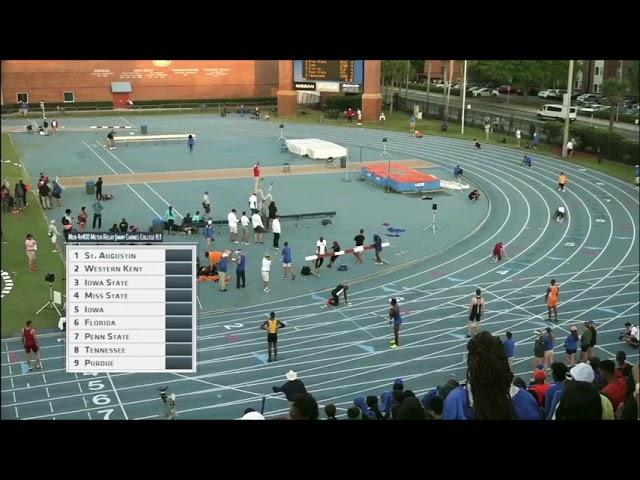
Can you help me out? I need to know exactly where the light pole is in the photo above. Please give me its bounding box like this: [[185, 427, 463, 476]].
[[40, 100, 45, 119], [561, 60, 574, 158], [460, 60, 468, 135]]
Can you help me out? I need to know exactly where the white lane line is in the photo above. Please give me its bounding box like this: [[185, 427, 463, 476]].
[[106, 373, 129, 420]]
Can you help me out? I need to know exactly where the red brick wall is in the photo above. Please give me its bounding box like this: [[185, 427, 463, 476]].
[[1, 60, 279, 105]]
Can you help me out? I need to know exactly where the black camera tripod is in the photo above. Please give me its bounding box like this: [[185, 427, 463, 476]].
[[36, 282, 62, 316]]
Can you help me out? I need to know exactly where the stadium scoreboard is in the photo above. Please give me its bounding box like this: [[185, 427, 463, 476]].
[[302, 60, 357, 83], [66, 243, 197, 373]]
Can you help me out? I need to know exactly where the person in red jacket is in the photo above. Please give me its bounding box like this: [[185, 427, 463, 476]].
[[22, 320, 42, 371]]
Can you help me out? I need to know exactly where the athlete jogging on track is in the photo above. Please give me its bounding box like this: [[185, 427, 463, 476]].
[[388, 298, 403, 348]]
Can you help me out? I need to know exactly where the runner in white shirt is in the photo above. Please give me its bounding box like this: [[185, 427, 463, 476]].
[[261, 253, 272, 293], [227, 209, 239, 244], [240, 211, 251, 245], [252, 212, 265, 244], [315, 236, 327, 271]]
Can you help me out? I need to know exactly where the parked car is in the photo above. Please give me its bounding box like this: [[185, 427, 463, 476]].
[[472, 88, 499, 97], [576, 93, 602, 104], [498, 85, 519, 94], [538, 89, 557, 99]]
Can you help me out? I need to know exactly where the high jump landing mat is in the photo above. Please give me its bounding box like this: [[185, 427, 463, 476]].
[[361, 162, 441, 193]]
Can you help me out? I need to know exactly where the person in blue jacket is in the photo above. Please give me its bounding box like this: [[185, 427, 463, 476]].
[[443, 331, 540, 420], [564, 325, 579, 366]]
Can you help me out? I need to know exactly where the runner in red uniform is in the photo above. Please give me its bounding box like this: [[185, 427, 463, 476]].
[[492, 242, 506, 262], [22, 320, 42, 371]]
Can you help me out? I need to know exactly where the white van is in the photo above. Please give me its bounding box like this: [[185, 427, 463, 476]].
[[537, 104, 577, 121]]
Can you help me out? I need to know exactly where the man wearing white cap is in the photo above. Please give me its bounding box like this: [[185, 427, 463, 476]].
[[548, 363, 614, 420], [261, 253, 271, 293], [240, 409, 265, 420], [272, 370, 307, 401]]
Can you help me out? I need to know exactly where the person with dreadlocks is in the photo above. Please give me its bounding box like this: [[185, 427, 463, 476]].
[[442, 331, 541, 420]]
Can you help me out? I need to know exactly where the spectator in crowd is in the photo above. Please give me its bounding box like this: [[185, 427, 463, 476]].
[[589, 357, 606, 390], [347, 406, 364, 420], [192, 211, 202, 223], [548, 363, 614, 420], [397, 397, 426, 420], [533, 330, 545, 371], [587, 321, 597, 359], [119, 218, 129, 233], [426, 396, 444, 420], [388, 389, 405, 420], [515, 128, 521, 147], [618, 363, 639, 420], [564, 325, 579, 366], [579, 322, 593, 363], [240, 211, 250, 245], [598, 359, 628, 411], [615, 351, 633, 378], [108, 223, 119, 233], [544, 362, 568, 420], [324, 404, 337, 420], [443, 331, 540, 420], [543, 327, 555, 371], [528, 370, 549, 407], [272, 370, 307, 402], [289, 393, 319, 420], [240, 409, 265, 420], [554, 381, 602, 420], [365, 395, 384, 420], [502, 331, 515, 370], [409, 113, 416, 133]]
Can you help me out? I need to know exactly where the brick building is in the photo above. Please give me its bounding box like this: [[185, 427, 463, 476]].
[[1, 60, 279, 107]]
